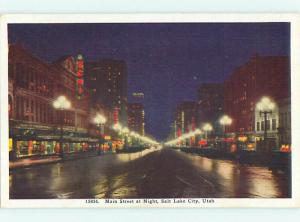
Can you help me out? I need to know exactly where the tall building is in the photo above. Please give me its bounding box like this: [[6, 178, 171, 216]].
[[197, 83, 224, 135], [86, 59, 128, 126], [174, 101, 198, 137], [224, 55, 290, 134], [52, 55, 90, 130], [127, 103, 145, 136]]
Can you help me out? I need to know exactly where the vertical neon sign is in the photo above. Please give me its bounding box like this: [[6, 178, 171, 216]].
[[76, 54, 84, 99]]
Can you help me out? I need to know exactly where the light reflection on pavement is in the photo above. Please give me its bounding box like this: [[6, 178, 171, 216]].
[[9, 148, 290, 199]]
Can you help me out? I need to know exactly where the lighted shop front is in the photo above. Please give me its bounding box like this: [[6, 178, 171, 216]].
[[14, 140, 93, 157]]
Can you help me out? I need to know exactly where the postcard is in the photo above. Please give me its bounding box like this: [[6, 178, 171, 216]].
[[0, 13, 299, 208]]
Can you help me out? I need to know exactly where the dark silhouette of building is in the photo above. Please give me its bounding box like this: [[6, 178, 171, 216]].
[[197, 83, 224, 134], [127, 103, 145, 136], [86, 59, 128, 126], [224, 55, 290, 134]]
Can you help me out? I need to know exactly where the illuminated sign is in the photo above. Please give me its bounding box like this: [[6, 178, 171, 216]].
[[198, 139, 207, 146], [9, 138, 13, 152], [238, 136, 247, 142], [113, 107, 119, 124], [76, 54, 84, 99], [104, 135, 112, 140], [280, 144, 291, 153], [223, 138, 234, 143], [247, 143, 256, 151]]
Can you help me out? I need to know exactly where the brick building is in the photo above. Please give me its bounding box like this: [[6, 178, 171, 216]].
[[224, 54, 290, 135], [8, 43, 94, 159], [197, 83, 224, 135]]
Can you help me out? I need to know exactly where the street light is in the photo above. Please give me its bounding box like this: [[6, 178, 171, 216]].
[[53, 96, 71, 159], [219, 115, 232, 135], [93, 113, 106, 135], [202, 123, 213, 140], [93, 113, 106, 155], [256, 96, 276, 152], [122, 127, 130, 149], [112, 123, 122, 131]]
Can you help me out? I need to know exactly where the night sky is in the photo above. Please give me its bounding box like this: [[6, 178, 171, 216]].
[[8, 23, 290, 141]]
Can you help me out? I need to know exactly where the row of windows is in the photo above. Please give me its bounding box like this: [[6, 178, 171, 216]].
[[11, 63, 54, 97], [14, 96, 89, 128], [256, 119, 277, 131], [15, 96, 54, 124]]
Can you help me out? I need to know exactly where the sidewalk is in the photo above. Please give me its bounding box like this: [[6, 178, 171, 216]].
[[9, 151, 101, 170], [10, 156, 62, 170]]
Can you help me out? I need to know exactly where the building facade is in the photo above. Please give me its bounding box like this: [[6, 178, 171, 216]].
[[278, 98, 291, 150], [86, 59, 128, 127], [224, 55, 290, 134], [197, 83, 224, 135], [174, 101, 198, 136], [127, 103, 145, 136], [8, 44, 95, 159], [224, 55, 290, 151]]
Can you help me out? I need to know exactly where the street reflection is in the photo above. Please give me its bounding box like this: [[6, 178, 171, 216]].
[[184, 153, 290, 198], [9, 148, 290, 199]]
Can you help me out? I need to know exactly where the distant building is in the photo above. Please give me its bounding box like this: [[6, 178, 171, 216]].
[[224, 55, 290, 135], [86, 59, 128, 126], [197, 83, 224, 135], [127, 103, 145, 136], [132, 92, 144, 99], [174, 101, 198, 136]]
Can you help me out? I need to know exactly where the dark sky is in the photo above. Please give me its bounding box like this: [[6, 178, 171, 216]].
[[8, 23, 290, 141]]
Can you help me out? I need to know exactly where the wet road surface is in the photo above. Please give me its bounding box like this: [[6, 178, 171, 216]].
[[10, 148, 291, 199]]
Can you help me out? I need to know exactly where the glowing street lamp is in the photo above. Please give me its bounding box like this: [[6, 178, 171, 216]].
[[93, 113, 106, 135], [202, 123, 213, 140], [53, 96, 71, 159], [194, 128, 202, 135], [219, 115, 232, 135], [113, 123, 122, 131], [256, 96, 276, 151], [121, 127, 130, 149], [122, 127, 130, 134]]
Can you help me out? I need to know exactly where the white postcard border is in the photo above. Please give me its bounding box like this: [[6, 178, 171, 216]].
[[1, 13, 299, 208]]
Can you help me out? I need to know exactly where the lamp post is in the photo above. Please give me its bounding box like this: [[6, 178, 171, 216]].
[[94, 113, 106, 135], [256, 97, 276, 152], [194, 128, 202, 147], [202, 123, 213, 141], [219, 115, 232, 151], [219, 115, 232, 137], [122, 127, 130, 149], [53, 96, 71, 159], [93, 113, 107, 155]]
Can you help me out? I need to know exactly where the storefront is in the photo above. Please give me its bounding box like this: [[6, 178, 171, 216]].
[[15, 140, 57, 157]]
